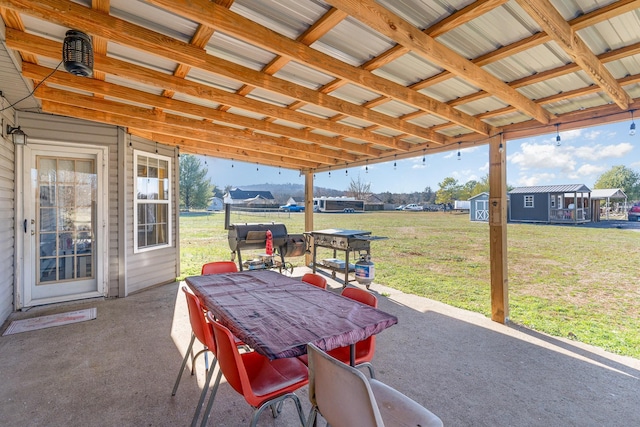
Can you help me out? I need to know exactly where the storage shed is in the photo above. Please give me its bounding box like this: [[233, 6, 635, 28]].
[[590, 188, 628, 220], [469, 192, 490, 222], [509, 185, 591, 224]]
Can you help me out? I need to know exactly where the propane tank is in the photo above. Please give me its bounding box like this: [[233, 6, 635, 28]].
[[355, 254, 375, 286]]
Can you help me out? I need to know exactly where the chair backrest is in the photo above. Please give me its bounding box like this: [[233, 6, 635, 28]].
[[201, 261, 238, 275], [182, 286, 216, 351], [301, 273, 327, 290], [210, 318, 250, 398], [341, 287, 377, 357], [341, 287, 378, 308], [307, 343, 384, 427]]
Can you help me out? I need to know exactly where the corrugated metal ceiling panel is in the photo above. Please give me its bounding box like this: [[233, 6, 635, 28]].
[[185, 69, 245, 93], [315, 17, 396, 66], [206, 32, 276, 72], [329, 84, 381, 105], [374, 52, 442, 86], [273, 61, 335, 90], [110, 0, 196, 43], [232, 0, 328, 39], [107, 43, 176, 74], [371, 100, 418, 118], [435, 3, 537, 60], [379, 0, 475, 29]]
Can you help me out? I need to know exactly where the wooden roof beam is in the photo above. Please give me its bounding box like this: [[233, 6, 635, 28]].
[[38, 97, 321, 169], [362, 0, 509, 71], [144, 0, 491, 136], [8, 31, 385, 156], [147, 132, 313, 170], [0, 0, 426, 149], [515, 0, 630, 110], [411, 0, 639, 93], [325, 0, 552, 125], [23, 64, 361, 164]]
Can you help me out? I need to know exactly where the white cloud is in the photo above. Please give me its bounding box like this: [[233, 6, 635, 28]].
[[584, 130, 602, 140], [479, 162, 489, 172], [573, 142, 633, 161], [566, 164, 606, 180], [509, 142, 576, 172], [516, 172, 557, 187]]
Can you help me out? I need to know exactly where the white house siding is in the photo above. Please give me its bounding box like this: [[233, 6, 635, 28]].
[[0, 109, 16, 324], [17, 112, 123, 297], [125, 135, 179, 294]]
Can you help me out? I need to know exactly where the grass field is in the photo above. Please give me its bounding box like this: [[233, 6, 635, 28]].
[[179, 210, 640, 359]]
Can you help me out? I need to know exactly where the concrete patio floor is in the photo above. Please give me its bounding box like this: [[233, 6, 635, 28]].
[[1, 267, 638, 426]]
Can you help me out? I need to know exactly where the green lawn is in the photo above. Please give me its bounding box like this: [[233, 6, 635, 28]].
[[180, 210, 640, 359]]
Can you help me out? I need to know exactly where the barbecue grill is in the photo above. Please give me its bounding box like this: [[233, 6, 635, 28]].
[[306, 229, 387, 288], [228, 222, 305, 270]]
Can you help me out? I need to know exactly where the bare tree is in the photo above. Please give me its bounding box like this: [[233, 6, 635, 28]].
[[346, 174, 371, 200]]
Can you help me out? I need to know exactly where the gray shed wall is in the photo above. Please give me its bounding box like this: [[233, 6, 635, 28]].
[[510, 193, 549, 222]]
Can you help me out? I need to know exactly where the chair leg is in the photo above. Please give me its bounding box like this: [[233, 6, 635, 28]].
[[197, 365, 223, 427], [358, 362, 376, 379], [305, 406, 318, 427], [250, 393, 305, 427], [172, 333, 196, 396]]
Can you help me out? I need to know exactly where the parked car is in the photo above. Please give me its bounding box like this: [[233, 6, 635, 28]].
[[628, 203, 640, 221], [279, 203, 304, 212], [395, 205, 405, 210], [402, 203, 423, 211]]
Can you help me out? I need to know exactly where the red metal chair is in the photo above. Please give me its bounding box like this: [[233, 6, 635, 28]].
[[171, 287, 219, 424], [201, 261, 238, 275], [301, 272, 327, 290], [201, 316, 308, 427], [326, 287, 378, 377]]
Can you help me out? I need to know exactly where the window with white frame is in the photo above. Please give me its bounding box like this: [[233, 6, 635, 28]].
[[524, 195, 534, 208], [134, 151, 171, 252], [550, 195, 555, 208]]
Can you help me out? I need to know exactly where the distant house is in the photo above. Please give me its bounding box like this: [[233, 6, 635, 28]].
[[207, 197, 224, 211], [223, 188, 275, 205], [509, 184, 591, 224]]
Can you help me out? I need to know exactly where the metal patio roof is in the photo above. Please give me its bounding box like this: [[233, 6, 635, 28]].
[[2, 0, 640, 172]]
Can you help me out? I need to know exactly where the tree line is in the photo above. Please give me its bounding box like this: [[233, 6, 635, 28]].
[[179, 154, 640, 209]]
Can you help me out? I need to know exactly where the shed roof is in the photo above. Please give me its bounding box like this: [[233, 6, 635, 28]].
[[590, 188, 627, 199], [509, 184, 591, 194], [1, 1, 640, 172]]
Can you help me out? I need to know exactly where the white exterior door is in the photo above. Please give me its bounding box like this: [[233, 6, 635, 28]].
[[20, 142, 108, 308]]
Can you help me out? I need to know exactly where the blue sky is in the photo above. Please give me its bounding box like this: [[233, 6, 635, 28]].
[[200, 120, 639, 193]]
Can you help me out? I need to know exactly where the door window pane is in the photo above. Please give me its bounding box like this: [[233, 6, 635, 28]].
[[36, 157, 96, 284]]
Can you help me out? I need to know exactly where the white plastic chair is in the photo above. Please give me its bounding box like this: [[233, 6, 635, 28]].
[[306, 343, 443, 427]]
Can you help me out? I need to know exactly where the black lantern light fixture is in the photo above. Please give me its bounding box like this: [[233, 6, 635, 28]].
[[555, 124, 561, 146], [6, 125, 28, 145], [63, 30, 94, 77], [629, 110, 636, 136]]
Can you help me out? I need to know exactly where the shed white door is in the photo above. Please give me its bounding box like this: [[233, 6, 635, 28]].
[[21, 143, 107, 308]]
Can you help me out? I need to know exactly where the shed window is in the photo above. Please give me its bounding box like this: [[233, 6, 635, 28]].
[[524, 195, 534, 208], [134, 151, 172, 252], [550, 195, 555, 208]]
